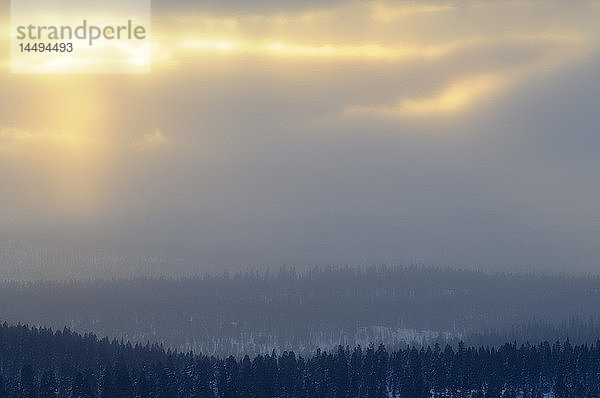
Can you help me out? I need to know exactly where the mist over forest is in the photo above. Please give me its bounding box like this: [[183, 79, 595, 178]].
[[2, 266, 600, 357]]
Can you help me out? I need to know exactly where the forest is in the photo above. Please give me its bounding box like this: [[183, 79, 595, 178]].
[[3, 267, 600, 397], [0, 322, 598, 397], [1, 266, 600, 355]]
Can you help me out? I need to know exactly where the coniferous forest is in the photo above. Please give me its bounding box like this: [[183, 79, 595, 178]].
[[2, 266, 600, 356], [3, 267, 600, 396], [1, 322, 600, 397]]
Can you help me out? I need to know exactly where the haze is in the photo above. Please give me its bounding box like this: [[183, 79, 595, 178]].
[[1, 0, 599, 279]]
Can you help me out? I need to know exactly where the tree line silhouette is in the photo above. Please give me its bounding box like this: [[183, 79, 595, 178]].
[[1, 322, 600, 397]]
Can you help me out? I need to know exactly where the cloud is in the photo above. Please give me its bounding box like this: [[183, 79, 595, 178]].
[[132, 129, 170, 149], [369, 2, 455, 22], [341, 32, 590, 120], [347, 73, 509, 118], [0, 127, 31, 151], [0, 127, 92, 151]]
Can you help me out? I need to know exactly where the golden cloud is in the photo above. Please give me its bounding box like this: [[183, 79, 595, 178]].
[[346, 73, 509, 118]]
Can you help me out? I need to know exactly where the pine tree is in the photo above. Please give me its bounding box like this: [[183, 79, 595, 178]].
[[349, 346, 362, 397], [20, 364, 36, 398], [333, 346, 349, 397], [39, 370, 57, 398], [114, 358, 134, 397], [375, 344, 389, 396], [135, 370, 151, 398], [223, 355, 239, 398], [71, 371, 85, 398], [238, 355, 252, 397], [100, 363, 117, 398], [0, 374, 6, 398]]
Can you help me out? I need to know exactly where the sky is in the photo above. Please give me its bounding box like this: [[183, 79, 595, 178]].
[[0, 0, 599, 277]]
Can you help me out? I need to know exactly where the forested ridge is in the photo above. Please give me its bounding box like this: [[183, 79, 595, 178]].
[[1, 322, 600, 397], [2, 266, 600, 355]]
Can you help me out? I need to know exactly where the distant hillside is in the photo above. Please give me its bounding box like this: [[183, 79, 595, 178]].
[[2, 266, 600, 355]]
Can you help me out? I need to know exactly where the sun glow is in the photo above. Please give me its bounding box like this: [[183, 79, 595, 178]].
[[407, 75, 505, 114], [370, 2, 456, 22], [0, 0, 598, 217], [344, 73, 507, 119]]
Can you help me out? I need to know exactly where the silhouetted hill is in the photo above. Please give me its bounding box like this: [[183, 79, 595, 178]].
[[2, 266, 600, 355]]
